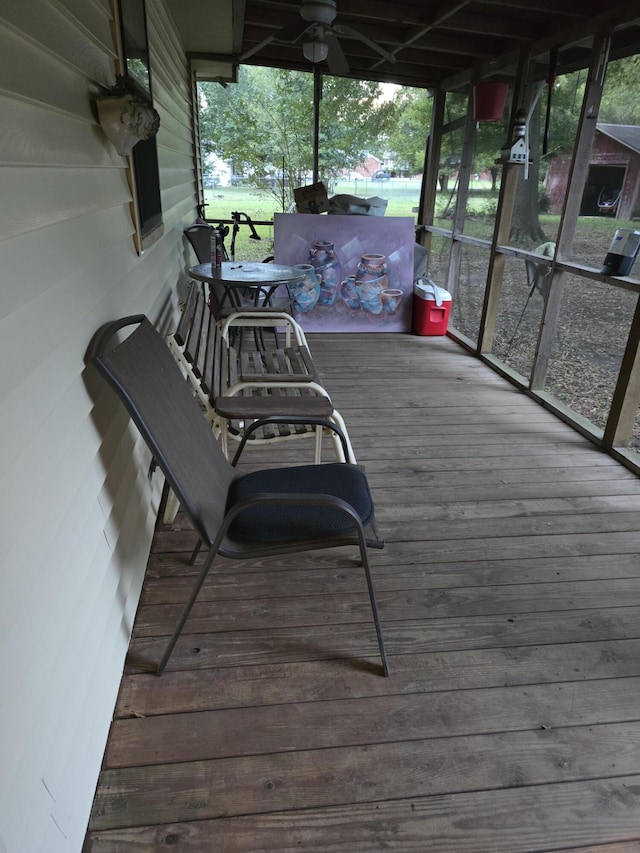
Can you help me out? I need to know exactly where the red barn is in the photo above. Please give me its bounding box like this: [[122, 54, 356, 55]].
[[546, 123, 640, 219]]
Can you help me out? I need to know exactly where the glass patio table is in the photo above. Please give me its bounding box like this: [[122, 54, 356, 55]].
[[189, 261, 300, 309]]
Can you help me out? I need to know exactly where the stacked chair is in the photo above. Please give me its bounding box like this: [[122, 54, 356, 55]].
[[161, 280, 356, 521]]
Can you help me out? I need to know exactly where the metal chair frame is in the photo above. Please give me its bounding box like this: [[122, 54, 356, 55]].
[[87, 315, 389, 676]]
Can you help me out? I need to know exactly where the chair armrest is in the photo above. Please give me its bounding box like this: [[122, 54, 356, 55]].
[[219, 311, 309, 347], [230, 415, 350, 465]]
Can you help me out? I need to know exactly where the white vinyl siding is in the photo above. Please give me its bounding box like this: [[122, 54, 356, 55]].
[[0, 0, 197, 850]]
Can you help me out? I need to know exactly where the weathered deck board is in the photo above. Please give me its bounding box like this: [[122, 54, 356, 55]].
[[123, 605, 640, 672], [115, 638, 640, 717], [90, 721, 640, 829], [85, 332, 640, 851], [139, 552, 640, 605], [131, 578, 640, 637], [148, 532, 640, 575], [84, 778, 640, 852], [104, 676, 640, 767]]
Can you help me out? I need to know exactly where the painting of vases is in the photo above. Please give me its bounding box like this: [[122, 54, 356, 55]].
[[309, 240, 341, 305], [274, 213, 414, 333], [381, 289, 403, 316], [287, 264, 321, 313], [354, 253, 388, 314]]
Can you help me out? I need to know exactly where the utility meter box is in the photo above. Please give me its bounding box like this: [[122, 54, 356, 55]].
[[412, 280, 452, 335]]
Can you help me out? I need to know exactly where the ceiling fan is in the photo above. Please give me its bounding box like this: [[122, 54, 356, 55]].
[[239, 0, 396, 75]]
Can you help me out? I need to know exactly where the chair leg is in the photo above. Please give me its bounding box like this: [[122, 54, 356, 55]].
[[314, 425, 323, 463], [357, 539, 390, 677], [189, 539, 203, 565], [163, 488, 180, 523], [219, 418, 230, 459], [157, 545, 217, 674], [160, 536, 388, 676], [328, 412, 354, 463]]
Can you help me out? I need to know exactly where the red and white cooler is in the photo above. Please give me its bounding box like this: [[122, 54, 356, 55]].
[[412, 280, 452, 335]]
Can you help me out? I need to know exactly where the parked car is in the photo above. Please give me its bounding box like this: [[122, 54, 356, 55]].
[[203, 172, 220, 188], [371, 169, 391, 181]]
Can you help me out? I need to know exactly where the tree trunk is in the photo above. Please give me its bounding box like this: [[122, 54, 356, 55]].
[[509, 102, 548, 246]]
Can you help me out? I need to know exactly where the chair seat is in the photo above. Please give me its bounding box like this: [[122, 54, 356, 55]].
[[228, 463, 373, 541]]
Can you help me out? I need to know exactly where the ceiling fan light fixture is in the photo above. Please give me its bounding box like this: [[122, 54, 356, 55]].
[[303, 38, 329, 63]]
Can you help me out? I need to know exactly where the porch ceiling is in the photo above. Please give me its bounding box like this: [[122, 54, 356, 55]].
[[172, 0, 640, 89]]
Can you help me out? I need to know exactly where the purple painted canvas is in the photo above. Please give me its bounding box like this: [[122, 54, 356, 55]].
[[274, 213, 415, 332]]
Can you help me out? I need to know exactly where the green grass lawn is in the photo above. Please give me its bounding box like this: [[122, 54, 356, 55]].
[[202, 182, 635, 263], [202, 181, 425, 259]]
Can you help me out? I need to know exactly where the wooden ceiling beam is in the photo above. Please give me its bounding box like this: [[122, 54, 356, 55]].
[[230, 0, 640, 90], [442, 0, 639, 91], [478, 0, 596, 17]]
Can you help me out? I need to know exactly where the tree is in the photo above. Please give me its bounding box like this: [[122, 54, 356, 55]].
[[317, 75, 396, 184], [199, 67, 312, 197], [600, 55, 640, 124], [199, 66, 396, 208], [510, 99, 547, 244], [544, 68, 586, 158], [474, 120, 506, 191], [385, 87, 432, 175]]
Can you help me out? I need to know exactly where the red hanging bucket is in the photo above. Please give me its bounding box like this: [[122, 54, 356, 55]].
[[473, 82, 508, 121]]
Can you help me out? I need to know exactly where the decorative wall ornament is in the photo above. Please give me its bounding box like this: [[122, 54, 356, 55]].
[[95, 76, 160, 156]]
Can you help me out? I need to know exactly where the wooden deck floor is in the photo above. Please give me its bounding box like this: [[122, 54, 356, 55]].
[[85, 332, 640, 852]]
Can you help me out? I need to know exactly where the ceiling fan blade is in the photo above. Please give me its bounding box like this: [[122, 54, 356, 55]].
[[239, 34, 278, 62], [273, 19, 311, 44], [325, 30, 349, 75], [334, 24, 396, 64], [239, 20, 309, 62]]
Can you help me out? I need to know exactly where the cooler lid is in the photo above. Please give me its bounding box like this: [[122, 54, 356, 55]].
[[413, 279, 452, 304]]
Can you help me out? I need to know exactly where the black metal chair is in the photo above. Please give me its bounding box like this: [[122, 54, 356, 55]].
[[183, 223, 291, 315], [87, 316, 389, 676], [183, 222, 215, 263], [183, 223, 232, 312]]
